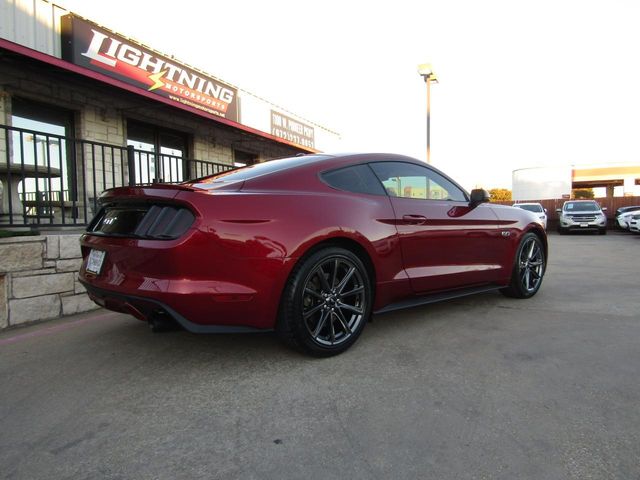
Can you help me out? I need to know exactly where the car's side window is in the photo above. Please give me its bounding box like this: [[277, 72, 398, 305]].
[[320, 164, 387, 196], [369, 162, 467, 201]]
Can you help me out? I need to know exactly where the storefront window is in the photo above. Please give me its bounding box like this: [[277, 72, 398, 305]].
[[233, 150, 257, 168], [10, 97, 74, 204]]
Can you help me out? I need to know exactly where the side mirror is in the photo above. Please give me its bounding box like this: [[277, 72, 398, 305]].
[[556, 208, 561, 213], [469, 188, 490, 208], [544, 208, 547, 213], [602, 207, 607, 211]]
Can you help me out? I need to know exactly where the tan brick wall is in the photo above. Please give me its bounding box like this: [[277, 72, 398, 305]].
[[0, 274, 7, 329], [0, 234, 99, 329], [0, 85, 7, 168], [0, 84, 7, 125]]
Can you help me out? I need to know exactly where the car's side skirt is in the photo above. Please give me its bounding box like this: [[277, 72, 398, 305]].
[[374, 284, 503, 315]]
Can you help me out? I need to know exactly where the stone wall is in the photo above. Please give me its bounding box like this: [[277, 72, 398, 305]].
[[0, 233, 98, 329]]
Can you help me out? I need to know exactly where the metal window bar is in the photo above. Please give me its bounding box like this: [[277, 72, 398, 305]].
[[1, 123, 233, 227], [54, 134, 65, 225], [101, 144, 107, 195]]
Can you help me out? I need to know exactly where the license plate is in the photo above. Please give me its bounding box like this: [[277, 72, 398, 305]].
[[580, 223, 589, 227], [86, 249, 106, 275]]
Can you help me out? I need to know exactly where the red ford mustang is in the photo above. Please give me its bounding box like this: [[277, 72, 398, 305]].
[[79, 153, 547, 356]]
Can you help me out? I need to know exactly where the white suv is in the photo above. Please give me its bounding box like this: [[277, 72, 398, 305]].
[[557, 200, 607, 235], [513, 203, 548, 229]]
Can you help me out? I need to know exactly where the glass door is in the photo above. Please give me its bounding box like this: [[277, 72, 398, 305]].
[[127, 120, 188, 184]]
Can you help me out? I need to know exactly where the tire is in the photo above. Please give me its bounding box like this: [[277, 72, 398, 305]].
[[598, 228, 607, 235], [277, 247, 372, 357], [500, 232, 546, 299], [557, 226, 567, 235]]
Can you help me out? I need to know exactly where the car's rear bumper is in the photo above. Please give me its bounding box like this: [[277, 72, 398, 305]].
[[79, 230, 294, 329], [81, 282, 270, 333]]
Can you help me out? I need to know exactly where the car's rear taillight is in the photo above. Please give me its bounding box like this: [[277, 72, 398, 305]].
[[89, 204, 195, 239]]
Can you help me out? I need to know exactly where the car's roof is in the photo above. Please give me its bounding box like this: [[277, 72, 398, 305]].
[[514, 202, 542, 206], [184, 152, 451, 189], [620, 208, 640, 215]]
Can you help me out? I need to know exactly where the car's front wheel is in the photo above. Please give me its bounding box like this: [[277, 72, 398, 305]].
[[501, 232, 546, 299], [277, 247, 372, 357]]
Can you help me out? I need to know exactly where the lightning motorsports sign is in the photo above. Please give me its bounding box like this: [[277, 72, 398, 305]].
[[61, 15, 238, 121]]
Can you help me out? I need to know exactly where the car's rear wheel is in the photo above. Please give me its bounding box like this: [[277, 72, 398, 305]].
[[277, 247, 372, 357], [500, 232, 546, 299]]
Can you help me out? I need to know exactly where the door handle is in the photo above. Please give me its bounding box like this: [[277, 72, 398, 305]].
[[402, 214, 428, 225]]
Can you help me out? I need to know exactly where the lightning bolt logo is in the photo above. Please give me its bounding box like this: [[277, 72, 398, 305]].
[[148, 70, 167, 91]]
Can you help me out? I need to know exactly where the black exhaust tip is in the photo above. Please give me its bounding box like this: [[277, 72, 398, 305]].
[[148, 311, 181, 333]]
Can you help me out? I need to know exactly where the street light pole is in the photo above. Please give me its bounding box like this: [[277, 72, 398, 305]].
[[426, 77, 431, 164], [418, 64, 438, 164]]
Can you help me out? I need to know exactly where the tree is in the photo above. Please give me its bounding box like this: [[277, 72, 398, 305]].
[[572, 188, 594, 199], [489, 188, 512, 202]]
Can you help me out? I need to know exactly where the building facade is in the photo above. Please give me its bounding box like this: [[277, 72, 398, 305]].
[[0, 0, 339, 228]]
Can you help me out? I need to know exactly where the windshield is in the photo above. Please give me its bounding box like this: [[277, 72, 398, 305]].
[[516, 204, 543, 213], [563, 201, 600, 212]]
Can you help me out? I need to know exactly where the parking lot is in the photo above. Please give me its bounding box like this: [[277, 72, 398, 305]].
[[1, 231, 639, 479]]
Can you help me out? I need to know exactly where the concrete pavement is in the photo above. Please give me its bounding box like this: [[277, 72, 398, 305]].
[[1, 231, 639, 479]]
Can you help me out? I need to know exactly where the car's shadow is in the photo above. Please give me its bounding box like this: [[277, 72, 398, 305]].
[[84, 292, 504, 364]]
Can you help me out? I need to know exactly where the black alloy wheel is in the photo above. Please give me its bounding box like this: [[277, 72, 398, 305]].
[[277, 247, 372, 357], [501, 232, 546, 298]]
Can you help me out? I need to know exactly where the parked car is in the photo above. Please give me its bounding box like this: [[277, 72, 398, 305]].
[[615, 205, 640, 218], [557, 200, 607, 235], [79, 153, 547, 356], [616, 208, 640, 230], [629, 214, 640, 233], [615, 206, 640, 229], [513, 203, 548, 229]]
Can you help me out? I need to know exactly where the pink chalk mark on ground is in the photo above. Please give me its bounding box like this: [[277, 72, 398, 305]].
[[0, 312, 118, 346]]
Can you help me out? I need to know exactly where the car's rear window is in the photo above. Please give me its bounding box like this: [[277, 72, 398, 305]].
[[321, 164, 386, 196], [184, 154, 332, 190]]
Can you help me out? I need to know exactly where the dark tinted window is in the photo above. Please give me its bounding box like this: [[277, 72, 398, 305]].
[[321, 164, 386, 196], [370, 162, 467, 201], [185, 154, 332, 188]]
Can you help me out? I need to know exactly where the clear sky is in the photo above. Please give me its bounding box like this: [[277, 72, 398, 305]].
[[57, 0, 640, 191]]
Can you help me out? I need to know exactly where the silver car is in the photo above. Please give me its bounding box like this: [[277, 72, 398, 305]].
[[513, 203, 548, 230], [557, 200, 607, 235]]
